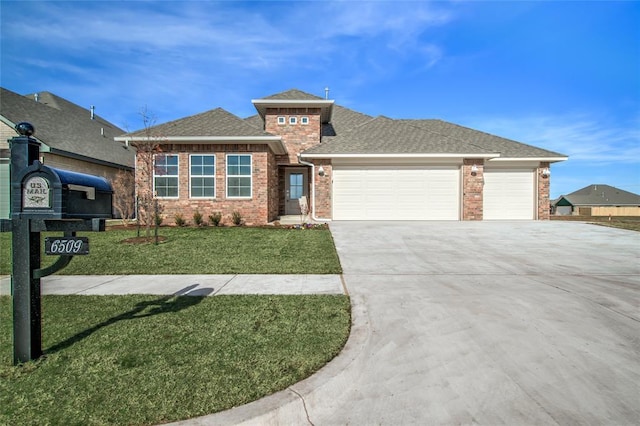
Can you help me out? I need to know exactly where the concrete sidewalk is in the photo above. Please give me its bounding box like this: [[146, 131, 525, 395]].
[[0, 274, 346, 296]]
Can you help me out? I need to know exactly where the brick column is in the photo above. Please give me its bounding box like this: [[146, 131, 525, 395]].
[[312, 160, 332, 220], [462, 159, 484, 220], [537, 162, 551, 220]]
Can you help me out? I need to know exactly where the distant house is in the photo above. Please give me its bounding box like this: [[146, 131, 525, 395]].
[[0, 87, 135, 219], [117, 88, 567, 225], [552, 185, 640, 216]]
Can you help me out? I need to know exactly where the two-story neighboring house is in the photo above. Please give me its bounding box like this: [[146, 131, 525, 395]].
[[0, 87, 135, 219], [116, 89, 567, 225]]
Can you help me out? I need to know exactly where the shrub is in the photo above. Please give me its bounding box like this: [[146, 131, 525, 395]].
[[174, 213, 186, 227], [154, 214, 163, 226], [193, 210, 204, 227], [209, 212, 222, 227], [231, 211, 243, 226]]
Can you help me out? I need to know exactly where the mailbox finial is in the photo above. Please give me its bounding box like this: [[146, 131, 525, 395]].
[[16, 122, 35, 136]]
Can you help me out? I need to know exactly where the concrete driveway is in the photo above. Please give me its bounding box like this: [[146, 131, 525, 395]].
[[320, 221, 640, 425]]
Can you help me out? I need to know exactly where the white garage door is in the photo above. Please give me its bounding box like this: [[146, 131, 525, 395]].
[[484, 169, 535, 220], [333, 166, 460, 220]]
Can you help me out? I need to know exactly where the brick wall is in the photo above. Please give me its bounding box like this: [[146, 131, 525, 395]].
[[264, 108, 321, 164], [462, 159, 484, 220], [312, 159, 333, 219], [138, 144, 277, 226], [537, 162, 551, 220]]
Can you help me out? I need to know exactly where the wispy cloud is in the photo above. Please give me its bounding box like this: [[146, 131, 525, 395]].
[[4, 1, 453, 76], [465, 114, 640, 165], [2, 1, 457, 125]]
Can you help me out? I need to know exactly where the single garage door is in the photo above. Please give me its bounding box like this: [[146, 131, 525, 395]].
[[333, 165, 460, 220], [484, 169, 535, 220]]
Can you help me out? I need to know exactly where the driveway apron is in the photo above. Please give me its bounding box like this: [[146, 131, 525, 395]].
[[322, 221, 640, 425]]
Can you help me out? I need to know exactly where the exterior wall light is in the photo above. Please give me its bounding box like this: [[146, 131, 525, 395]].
[[541, 168, 551, 178], [318, 166, 325, 176], [470, 164, 478, 175]]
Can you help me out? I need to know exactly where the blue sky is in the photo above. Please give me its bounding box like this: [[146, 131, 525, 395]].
[[1, 0, 638, 198]]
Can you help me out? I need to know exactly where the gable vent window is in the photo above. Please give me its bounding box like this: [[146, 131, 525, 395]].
[[301, 116, 309, 125], [277, 116, 285, 125], [289, 116, 297, 125]]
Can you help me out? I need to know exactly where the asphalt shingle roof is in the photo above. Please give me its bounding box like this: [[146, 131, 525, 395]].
[[126, 107, 272, 138], [559, 185, 640, 206], [405, 119, 565, 158], [304, 116, 494, 155], [322, 104, 373, 137], [1, 87, 134, 168], [259, 89, 326, 101], [255, 89, 564, 159]]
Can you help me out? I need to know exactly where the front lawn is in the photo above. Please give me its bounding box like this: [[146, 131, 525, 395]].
[[0, 294, 351, 425], [0, 226, 342, 275]]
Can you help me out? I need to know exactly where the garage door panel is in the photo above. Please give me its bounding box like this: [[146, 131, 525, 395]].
[[484, 169, 535, 220], [333, 166, 460, 220]]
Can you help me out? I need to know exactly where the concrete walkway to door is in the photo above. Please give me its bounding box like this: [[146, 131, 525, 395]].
[[322, 221, 640, 425]]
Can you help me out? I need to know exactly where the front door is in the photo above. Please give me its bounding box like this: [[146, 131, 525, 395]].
[[285, 168, 308, 215]]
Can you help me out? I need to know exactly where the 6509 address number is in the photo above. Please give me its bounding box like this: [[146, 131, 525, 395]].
[[45, 237, 89, 255]]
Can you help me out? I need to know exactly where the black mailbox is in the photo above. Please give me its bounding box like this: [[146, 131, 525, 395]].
[[12, 161, 113, 219]]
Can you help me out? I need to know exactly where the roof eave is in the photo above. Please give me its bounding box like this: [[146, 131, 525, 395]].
[[114, 135, 287, 155], [251, 99, 334, 123], [488, 156, 568, 163], [300, 153, 501, 160]]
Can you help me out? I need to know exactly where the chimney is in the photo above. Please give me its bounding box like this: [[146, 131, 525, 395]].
[[90, 105, 95, 120], [324, 87, 330, 100], [34, 93, 39, 102]]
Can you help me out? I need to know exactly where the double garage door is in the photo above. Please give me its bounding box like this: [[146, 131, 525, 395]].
[[332, 165, 536, 220], [333, 165, 460, 220]]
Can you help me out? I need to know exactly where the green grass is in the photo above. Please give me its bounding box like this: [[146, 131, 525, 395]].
[[551, 215, 640, 232], [0, 226, 342, 275], [1, 294, 351, 425]]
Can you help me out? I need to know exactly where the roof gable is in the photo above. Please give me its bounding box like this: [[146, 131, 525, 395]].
[[0, 87, 133, 168]]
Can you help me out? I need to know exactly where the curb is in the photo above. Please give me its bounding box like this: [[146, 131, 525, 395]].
[[168, 292, 372, 425]]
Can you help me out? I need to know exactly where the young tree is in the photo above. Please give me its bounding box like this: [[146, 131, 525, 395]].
[[111, 169, 135, 225], [129, 107, 165, 238]]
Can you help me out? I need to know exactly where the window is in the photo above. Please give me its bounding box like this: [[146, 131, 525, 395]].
[[301, 116, 309, 125], [154, 154, 179, 198], [226, 154, 252, 198], [190, 155, 215, 198], [277, 116, 285, 125], [289, 116, 297, 125]]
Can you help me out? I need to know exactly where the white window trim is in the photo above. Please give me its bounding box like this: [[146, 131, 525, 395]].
[[226, 154, 252, 199], [277, 116, 286, 125], [153, 153, 179, 199], [189, 154, 216, 199], [289, 116, 297, 125], [301, 116, 309, 125]]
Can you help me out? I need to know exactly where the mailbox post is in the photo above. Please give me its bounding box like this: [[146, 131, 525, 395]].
[[8, 122, 112, 364], [10, 123, 43, 363]]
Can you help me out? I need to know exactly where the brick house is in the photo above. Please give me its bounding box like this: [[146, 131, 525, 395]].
[[116, 89, 567, 225]]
